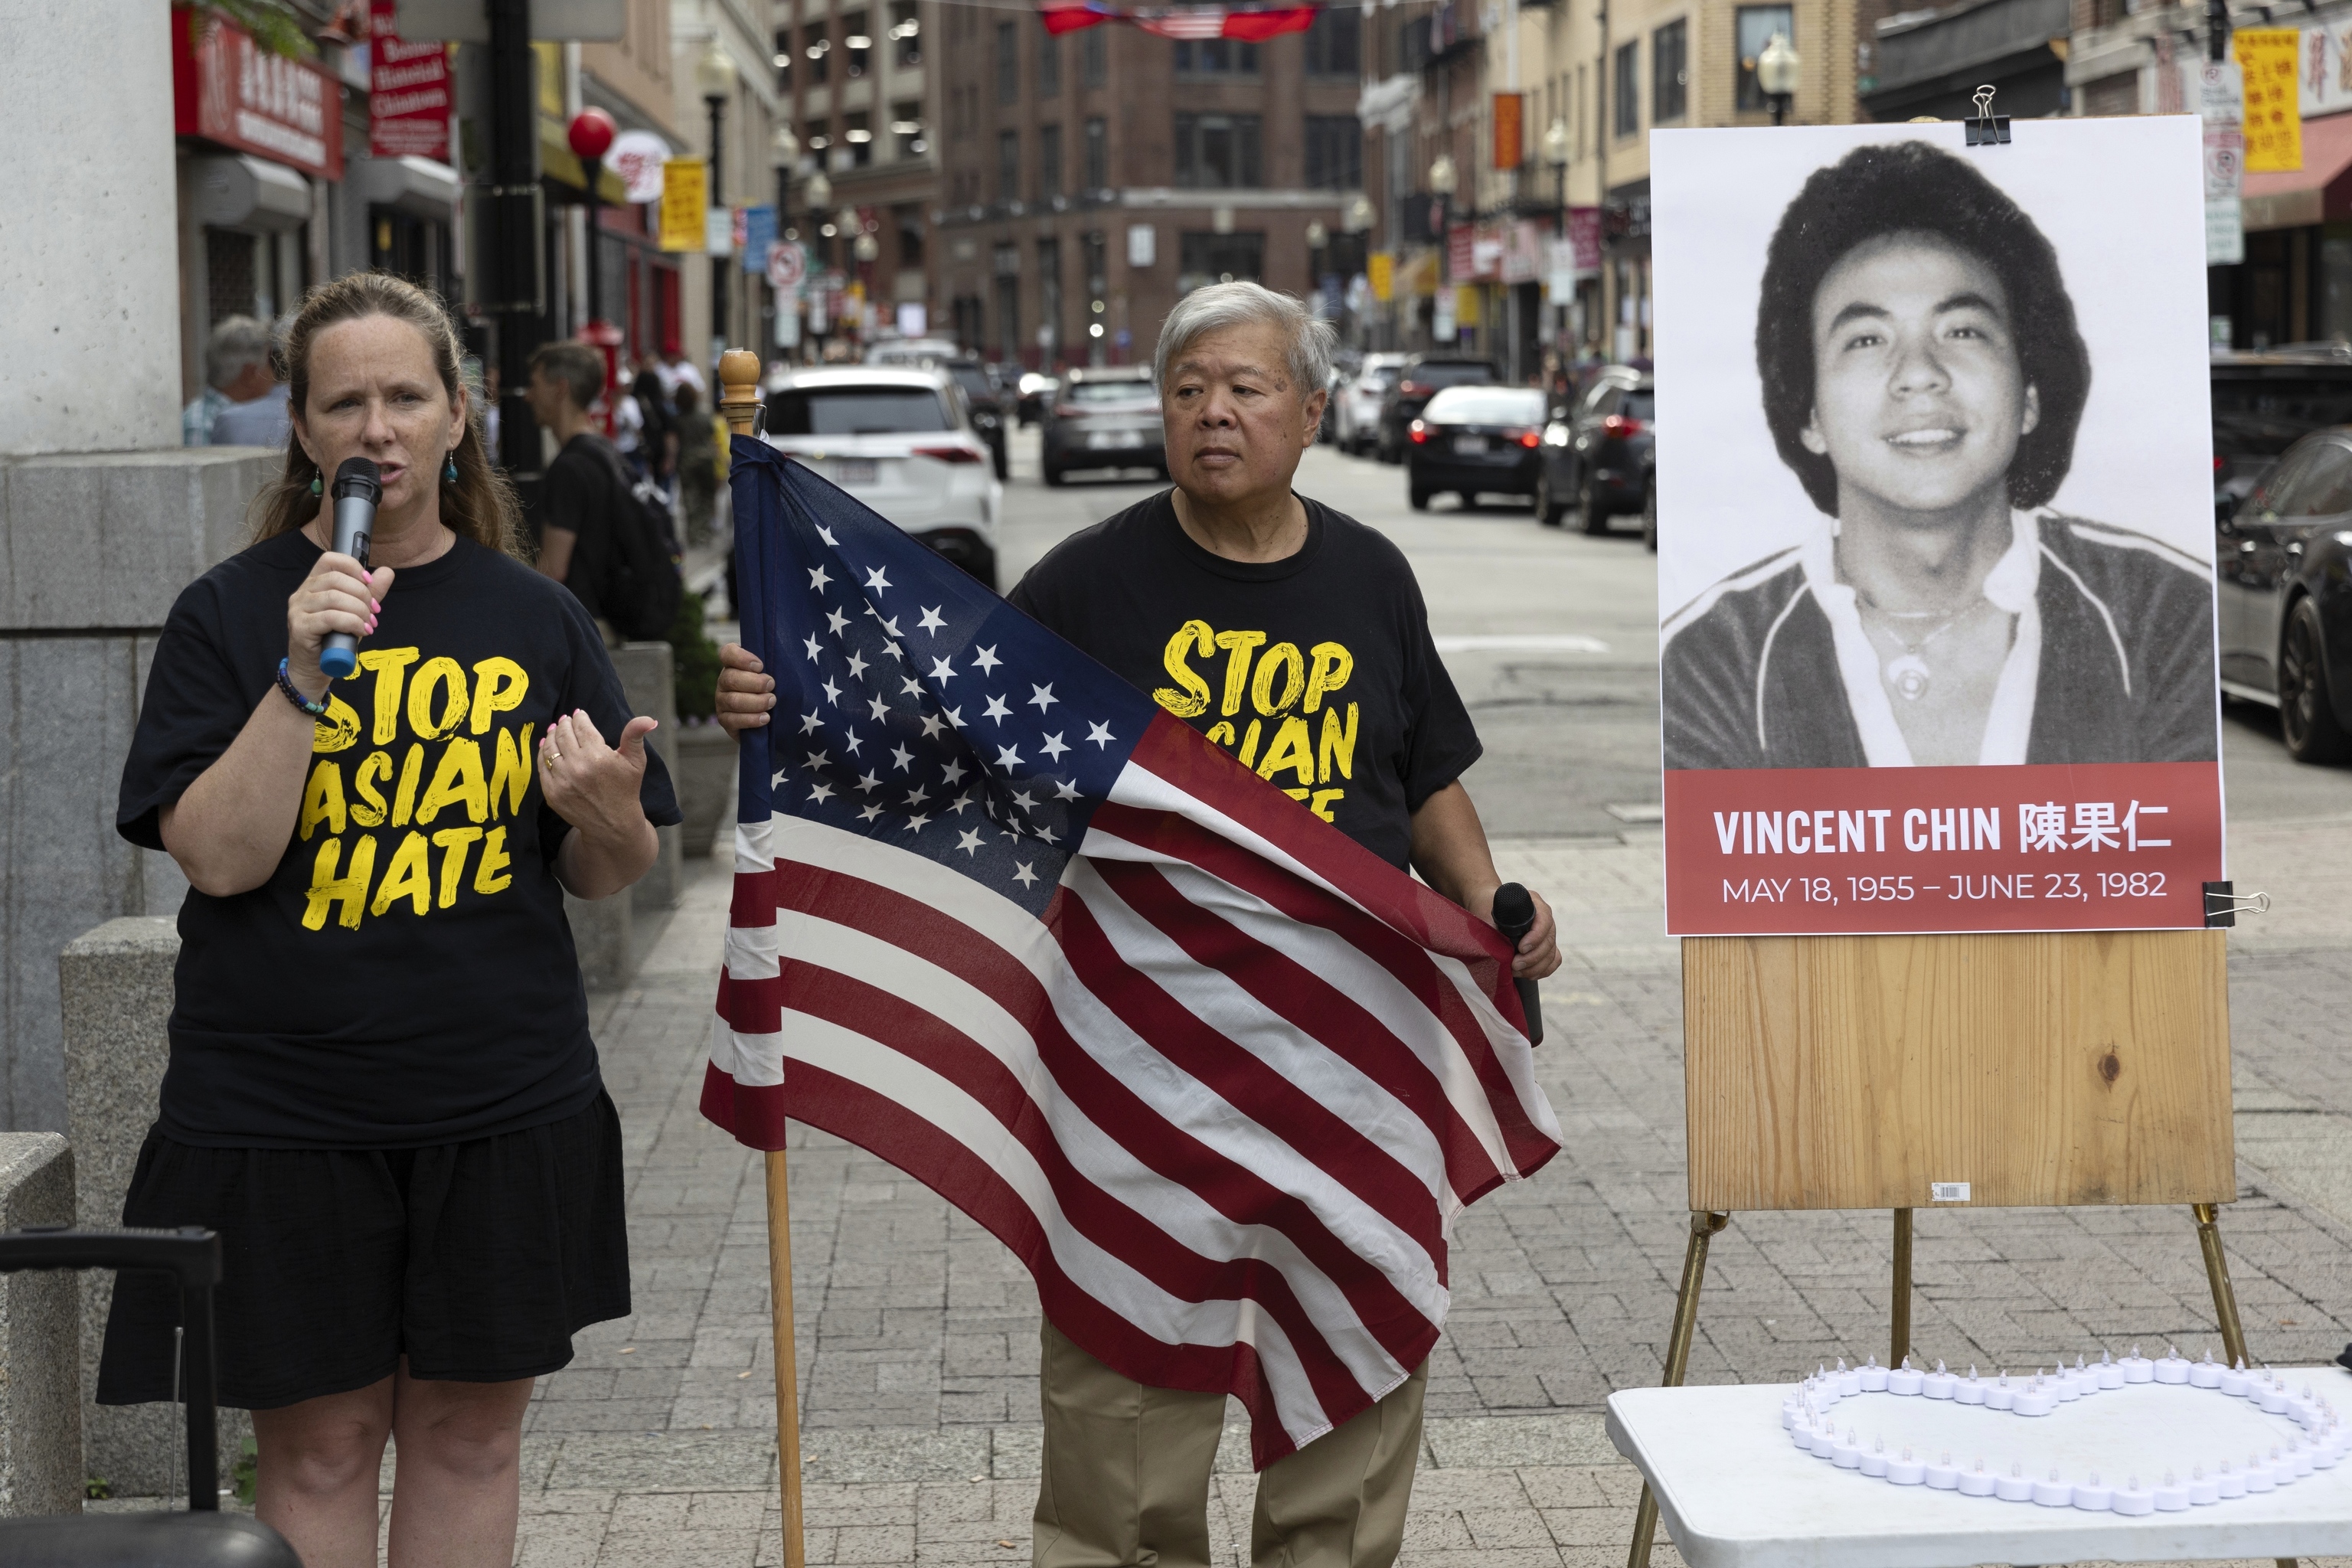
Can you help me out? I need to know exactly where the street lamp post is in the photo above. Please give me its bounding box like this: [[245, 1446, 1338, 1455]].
[[1305, 219, 1328, 315], [1758, 32, 1800, 126], [773, 122, 799, 228], [567, 109, 616, 329], [1543, 117, 1571, 227], [1429, 152, 1458, 345], [697, 38, 739, 364]]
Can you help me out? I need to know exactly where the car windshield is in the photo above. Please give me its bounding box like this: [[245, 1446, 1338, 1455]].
[[766, 386, 951, 435], [1620, 390, 1655, 420], [1067, 380, 1156, 404], [2212, 374, 2352, 459], [1426, 387, 1546, 423], [949, 368, 994, 400], [1363, 365, 1402, 389], [1409, 362, 1497, 389]]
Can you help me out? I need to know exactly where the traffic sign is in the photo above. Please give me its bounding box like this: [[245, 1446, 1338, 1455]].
[[767, 240, 807, 293]]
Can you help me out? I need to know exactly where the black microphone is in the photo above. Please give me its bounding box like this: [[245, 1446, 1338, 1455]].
[[1491, 882, 1544, 1046], [317, 457, 381, 680]]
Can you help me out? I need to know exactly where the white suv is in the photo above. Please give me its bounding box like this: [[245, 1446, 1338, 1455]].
[[761, 366, 1003, 590]]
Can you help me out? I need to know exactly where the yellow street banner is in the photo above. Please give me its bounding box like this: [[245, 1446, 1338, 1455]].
[[1368, 251, 1393, 302], [659, 158, 708, 253], [2236, 29, 2301, 172], [1455, 285, 1481, 327]]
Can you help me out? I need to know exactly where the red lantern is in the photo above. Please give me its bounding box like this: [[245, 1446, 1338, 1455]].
[[567, 108, 617, 161]]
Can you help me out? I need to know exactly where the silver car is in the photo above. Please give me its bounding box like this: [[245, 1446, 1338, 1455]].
[[1040, 366, 1165, 487]]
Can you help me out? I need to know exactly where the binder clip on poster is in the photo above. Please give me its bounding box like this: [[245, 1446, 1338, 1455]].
[[1965, 83, 2011, 146]]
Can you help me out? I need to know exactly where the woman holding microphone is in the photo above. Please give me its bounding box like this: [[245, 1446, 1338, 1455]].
[[106, 273, 678, 1568]]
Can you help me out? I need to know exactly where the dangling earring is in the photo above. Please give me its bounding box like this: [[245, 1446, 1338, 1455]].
[[309, 474, 322, 496], [443, 455, 459, 483]]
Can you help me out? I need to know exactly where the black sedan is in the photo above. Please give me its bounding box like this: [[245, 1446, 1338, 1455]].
[[2217, 424, 2352, 761], [943, 359, 1011, 480], [1405, 385, 1548, 511], [1376, 356, 1500, 462], [1537, 368, 1654, 533]]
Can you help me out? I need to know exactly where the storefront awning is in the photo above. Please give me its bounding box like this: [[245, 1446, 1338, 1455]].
[[354, 154, 459, 224], [2243, 111, 2352, 232]]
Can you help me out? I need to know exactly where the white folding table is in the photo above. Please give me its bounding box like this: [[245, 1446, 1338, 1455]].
[[1606, 1369, 2352, 1568]]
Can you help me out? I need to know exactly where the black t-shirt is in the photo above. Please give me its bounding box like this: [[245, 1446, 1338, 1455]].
[[117, 529, 681, 1150], [541, 433, 626, 621], [1009, 490, 1481, 868]]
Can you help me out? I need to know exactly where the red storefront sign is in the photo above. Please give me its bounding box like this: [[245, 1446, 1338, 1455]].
[[1661, 761, 2225, 934], [368, 0, 450, 161], [1449, 222, 1504, 283], [172, 12, 344, 180]]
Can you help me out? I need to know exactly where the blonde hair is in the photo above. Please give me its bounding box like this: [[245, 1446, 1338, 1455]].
[[250, 273, 523, 557]]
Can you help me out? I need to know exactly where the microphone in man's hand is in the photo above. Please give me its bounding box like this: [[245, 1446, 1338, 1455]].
[[1490, 882, 1544, 1047], [318, 457, 381, 681]]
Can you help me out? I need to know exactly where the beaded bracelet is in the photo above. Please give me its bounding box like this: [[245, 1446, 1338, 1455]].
[[275, 658, 332, 719]]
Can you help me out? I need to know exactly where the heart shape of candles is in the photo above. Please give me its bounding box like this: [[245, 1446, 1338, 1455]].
[[1781, 1348, 2345, 1510]]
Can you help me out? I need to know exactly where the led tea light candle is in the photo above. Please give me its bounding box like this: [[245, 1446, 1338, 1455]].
[[1886, 1446, 1926, 1485], [1959, 1459, 1997, 1498], [1987, 1371, 2017, 1411], [2072, 1472, 2115, 1511], [2154, 1346, 2192, 1384], [1861, 1439, 1890, 1478], [2096, 1351, 2126, 1391], [2013, 1376, 2057, 1417], [2219, 1359, 2255, 1396], [1922, 1360, 1958, 1400], [2153, 1472, 2192, 1511], [2286, 1439, 2315, 1478], [1833, 1429, 1862, 1468], [2120, 1344, 2155, 1383], [2189, 1351, 2223, 1390], [2112, 1476, 2155, 1516], [1926, 1452, 1961, 1489], [1859, 1354, 1890, 1393], [2259, 1378, 2292, 1414], [1956, 1367, 1988, 1406], [1834, 1357, 1863, 1396], [1994, 1463, 2034, 1503], [2188, 1465, 2220, 1506], [1888, 1356, 1925, 1396], [2215, 1460, 2246, 1500], [2243, 1452, 2277, 1493], [2030, 1469, 2073, 1508]]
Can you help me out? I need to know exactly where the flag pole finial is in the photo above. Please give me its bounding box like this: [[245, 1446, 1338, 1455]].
[[720, 348, 763, 437]]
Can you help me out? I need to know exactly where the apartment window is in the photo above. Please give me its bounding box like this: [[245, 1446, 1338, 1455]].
[[1652, 20, 1687, 122], [1304, 115, 1361, 190], [773, 28, 791, 90], [998, 129, 1021, 202], [892, 100, 926, 160], [1083, 116, 1108, 191], [843, 11, 871, 78], [1303, 6, 1361, 75], [1173, 112, 1262, 188], [1178, 230, 1265, 293], [1614, 41, 1639, 137], [1039, 20, 1061, 96], [805, 118, 831, 155], [805, 21, 830, 83], [993, 246, 1021, 359], [1040, 122, 1063, 200], [897, 204, 926, 266], [2081, 70, 2140, 115], [1735, 7, 1793, 111], [1174, 38, 1259, 74], [1039, 236, 1063, 353], [890, 0, 920, 67], [846, 109, 874, 168], [997, 21, 1019, 102], [1083, 27, 1107, 86]]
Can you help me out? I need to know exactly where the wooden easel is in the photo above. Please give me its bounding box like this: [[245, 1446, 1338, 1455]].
[[1626, 928, 2281, 1568], [718, 349, 808, 1568]]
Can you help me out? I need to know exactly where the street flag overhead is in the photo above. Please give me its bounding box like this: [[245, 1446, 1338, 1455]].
[[704, 439, 1560, 1465], [1039, 1, 1322, 39]]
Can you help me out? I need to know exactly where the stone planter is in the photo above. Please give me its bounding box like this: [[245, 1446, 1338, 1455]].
[[675, 721, 739, 859]]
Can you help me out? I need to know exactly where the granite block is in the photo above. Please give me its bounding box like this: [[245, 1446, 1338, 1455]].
[[0, 1132, 80, 1516]]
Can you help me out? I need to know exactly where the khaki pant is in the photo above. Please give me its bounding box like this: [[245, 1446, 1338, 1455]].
[[1032, 1321, 1428, 1568]]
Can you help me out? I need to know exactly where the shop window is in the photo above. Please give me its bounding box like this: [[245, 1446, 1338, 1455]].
[[1652, 20, 1687, 123], [1305, 116, 1361, 190], [1174, 113, 1262, 188], [1734, 6, 1792, 112], [805, 21, 830, 83], [843, 12, 871, 78], [890, 0, 921, 67], [1614, 41, 1639, 137], [1178, 230, 1265, 294]]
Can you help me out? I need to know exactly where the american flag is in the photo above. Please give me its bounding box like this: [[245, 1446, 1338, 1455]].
[[704, 439, 1561, 1466], [1040, 2, 1324, 41]]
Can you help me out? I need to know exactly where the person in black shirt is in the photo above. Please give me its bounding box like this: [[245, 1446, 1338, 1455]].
[[714, 281, 1557, 1568], [1662, 140, 2216, 769], [526, 338, 629, 635], [109, 274, 678, 1568]]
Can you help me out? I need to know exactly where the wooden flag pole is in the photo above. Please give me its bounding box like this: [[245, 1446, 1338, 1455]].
[[717, 348, 805, 1568]]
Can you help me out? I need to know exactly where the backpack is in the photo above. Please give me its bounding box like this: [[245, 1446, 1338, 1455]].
[[596, 443, 684, 642]]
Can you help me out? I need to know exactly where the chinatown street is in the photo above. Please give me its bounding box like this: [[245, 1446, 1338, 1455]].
[[479, 433, 2352, 1566]]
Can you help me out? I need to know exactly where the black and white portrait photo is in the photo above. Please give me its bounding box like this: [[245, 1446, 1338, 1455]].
[[1651, 121, 2221, 772]]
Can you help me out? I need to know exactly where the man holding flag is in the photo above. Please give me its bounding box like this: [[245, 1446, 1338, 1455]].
[[713, 282, 1560, 1568]]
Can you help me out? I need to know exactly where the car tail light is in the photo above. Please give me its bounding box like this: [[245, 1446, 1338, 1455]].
[[1409, 420, 1428, 444], [1053, 403, 1081, 418], [1398, 380, 1424, 396], [1602, 414, 1647, 436], [1517, 430, 1541, 448], [2214, 454, 2226, 472], [912, 444, 985, 464]]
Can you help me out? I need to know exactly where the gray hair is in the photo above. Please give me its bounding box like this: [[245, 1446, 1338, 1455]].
[[1152, 281, 1334, 404], [204, 315, 274, 390]]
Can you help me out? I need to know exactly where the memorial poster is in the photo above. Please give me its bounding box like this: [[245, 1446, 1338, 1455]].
[[1649, 119, 2224, 936]]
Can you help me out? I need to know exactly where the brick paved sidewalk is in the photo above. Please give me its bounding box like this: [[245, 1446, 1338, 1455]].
[[438, 823, 2352, 1566]]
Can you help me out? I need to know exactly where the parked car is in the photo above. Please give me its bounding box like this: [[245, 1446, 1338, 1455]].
[[943, 358, 1009, 480], [1404, 384, 1549, 511], [2216, 423, 2352, 761], [1015, 371, 1061, 426], [2210, 348, 2352, 520], [761, 366, 1002, 589], [1537, 368, 1654, 534], [864, 338, 965, 368], [1041, 365, 1165, 485], [1335, 353, 1409, 456], [1376, 356, 1500, 462]]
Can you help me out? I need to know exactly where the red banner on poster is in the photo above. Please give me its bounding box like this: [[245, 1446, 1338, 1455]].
[[369, 0, 450, 161], [172, 11, 345, 180], [1661, 761, 2224, 935]]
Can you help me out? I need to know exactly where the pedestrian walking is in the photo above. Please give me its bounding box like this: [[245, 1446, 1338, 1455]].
[[106, 271, 677, 1568], [529, 341, 683, 645], [183, 315, 281, 447], [712, 280, 1561, 1568], [673, 381, 719, 546]]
